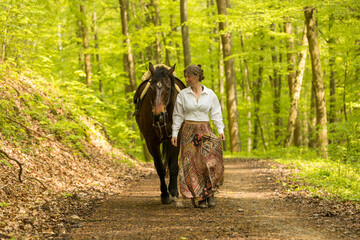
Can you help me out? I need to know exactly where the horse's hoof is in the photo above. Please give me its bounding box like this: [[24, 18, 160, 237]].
[[161, 194, 173, 204]]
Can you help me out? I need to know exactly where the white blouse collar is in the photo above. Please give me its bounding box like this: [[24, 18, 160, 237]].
[[185, 85, 209, 95]]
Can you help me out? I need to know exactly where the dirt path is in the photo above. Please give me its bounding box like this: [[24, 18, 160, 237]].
[[67, 159, 359, 239]]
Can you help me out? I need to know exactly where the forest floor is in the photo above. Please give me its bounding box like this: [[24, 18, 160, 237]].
[[65, 158, 360, 240]]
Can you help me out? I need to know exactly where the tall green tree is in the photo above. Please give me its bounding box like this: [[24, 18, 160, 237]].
[[79, 0, 92, 87], [180, 0, 191, 66], [216, 0, 241, 152], [304, 7, 328, 158]]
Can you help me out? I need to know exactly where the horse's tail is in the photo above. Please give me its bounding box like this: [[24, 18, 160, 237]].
[[162, 140, 170, 177]]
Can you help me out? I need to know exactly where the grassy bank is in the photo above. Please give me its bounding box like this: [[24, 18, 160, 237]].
[[226, 148, 360, 202]]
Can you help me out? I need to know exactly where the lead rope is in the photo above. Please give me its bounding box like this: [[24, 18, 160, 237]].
[[156, 122, 163, 139]]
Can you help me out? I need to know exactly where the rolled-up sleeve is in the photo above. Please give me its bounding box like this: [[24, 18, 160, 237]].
[[172, 94, 184, 137], [210, 92, 225, 134]]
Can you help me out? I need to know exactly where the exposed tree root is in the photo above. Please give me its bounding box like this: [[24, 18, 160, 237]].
[[0, 148, 23, 183]]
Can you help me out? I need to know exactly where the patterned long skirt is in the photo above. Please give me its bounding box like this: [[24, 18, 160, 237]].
[[179, 121, 224, 201]]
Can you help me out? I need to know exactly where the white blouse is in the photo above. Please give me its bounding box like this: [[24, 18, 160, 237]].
[[172, 85, 225, 137]]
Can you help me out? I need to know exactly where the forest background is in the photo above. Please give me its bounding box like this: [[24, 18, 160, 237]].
[[1, 0, 360, 201]]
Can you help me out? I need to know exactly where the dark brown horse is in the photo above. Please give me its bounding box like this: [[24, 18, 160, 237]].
[[134, 63, 186, 204]]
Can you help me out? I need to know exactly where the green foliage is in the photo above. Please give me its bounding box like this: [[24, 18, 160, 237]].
[[0, 202, 9, 208], [1, 0, 360, 198], [228, 147, 360, 201], [61, 193, 73, 198], [0, 159, 12, 168]]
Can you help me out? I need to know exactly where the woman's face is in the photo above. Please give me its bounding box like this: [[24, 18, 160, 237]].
[[184, 72, 199, 87]]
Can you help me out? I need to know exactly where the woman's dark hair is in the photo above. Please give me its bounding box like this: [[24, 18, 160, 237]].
[[184, 64, 205, 81]]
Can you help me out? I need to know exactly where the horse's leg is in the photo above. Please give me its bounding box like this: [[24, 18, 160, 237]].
[[165, 139, 179, 198], [167, 138, 184, 207], [147, 140, 171, 204]]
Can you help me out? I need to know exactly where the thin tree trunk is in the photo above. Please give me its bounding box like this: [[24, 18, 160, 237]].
[[284, 21, 302, 146], [302, 111, 309, 147], [79, 1, 92, 87], [1, 2, 12, 63], [92, 11, 104, 100], [284, 25, 308, 147], [208, 0, 216, 91], [150, 0, 162, 64], [180, 0, 191, 67], [169, 0, 182, 66], [253, 43, 264, 150], [119, 0, 136, 93], [269, 23, 282, 144], [251, 59, 267, 151], [329, 44, 336, 124], [343, 56, 348, 123], [216, 0, 241, 152], [167, 1, 177, 66], [304, 7, 328, 158], [219, 38, 227, 152], [356, 40, 360, 83], [308, 84, 317, 149], [76, 20, 83, 68], [1, 24, 8, 63], [240, 32, 252, 153], [130, 1, 142, 66], [328, 14, 336, 125]]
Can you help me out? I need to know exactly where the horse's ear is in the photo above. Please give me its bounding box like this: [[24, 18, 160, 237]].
[[167, 64, 176, 77], [149, 62, 154, 75]]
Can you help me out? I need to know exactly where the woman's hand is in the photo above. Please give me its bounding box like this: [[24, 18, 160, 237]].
[[219, 133, 225, 142], [171, 137, 178, 147]]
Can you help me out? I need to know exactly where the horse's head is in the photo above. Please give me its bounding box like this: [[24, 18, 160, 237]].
[[148, 62, 176, 127]]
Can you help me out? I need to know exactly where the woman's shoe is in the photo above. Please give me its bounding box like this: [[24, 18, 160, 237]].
[[198, 199, 207, 208], [207, 195, 215, 208]]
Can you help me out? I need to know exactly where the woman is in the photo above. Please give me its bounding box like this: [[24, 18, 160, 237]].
[[171, 64, 225, 208]]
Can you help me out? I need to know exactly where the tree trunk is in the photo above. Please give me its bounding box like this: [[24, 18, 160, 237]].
[[308, 83, 317, 149], [253, 43, 264, 150], [79, 1, 92, 87], [284, 25, 308, 147], [1, 3, 12, 63], [304, 6, 328, 158], [328, 14, 336, 125], [284, 21, 302, 146], [1, 24, 8, 63], [343, 58, 348, 122], [216, 0, 241, 152], [119, 0, 136, 93], [269, 23, 282, 144], [180, 0, 191, 67], [219, 37, 227, 152], [92, 11, 104, 101], [240, 32, 252, 153], [167, 0, 177, 66], [150, 0, 162, 64], [208, 0, 217, 91], [356, 40, 360, 83], [302, 111, 309, 147], [329, 43, 336, 124], [76, 20, 84, 68]]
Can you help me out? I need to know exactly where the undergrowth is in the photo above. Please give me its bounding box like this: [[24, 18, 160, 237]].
[[226, 147, 360, 202], [0, 66, 94, 156]]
